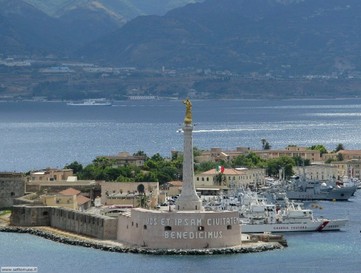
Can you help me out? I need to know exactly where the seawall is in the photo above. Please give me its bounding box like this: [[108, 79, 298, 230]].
[[10, 205, 117, 240], [0, 225, 284, 255]]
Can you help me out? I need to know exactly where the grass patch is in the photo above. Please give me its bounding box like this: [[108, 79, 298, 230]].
[[0, 210, 11, 216]]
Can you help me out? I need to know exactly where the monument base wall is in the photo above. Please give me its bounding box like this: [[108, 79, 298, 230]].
[[117, 208, 241, 249]]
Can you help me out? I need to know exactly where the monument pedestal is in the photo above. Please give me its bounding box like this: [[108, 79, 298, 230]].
[[175, 124, 202, 211]]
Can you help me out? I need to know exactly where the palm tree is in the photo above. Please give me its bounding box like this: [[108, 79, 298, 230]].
[[137, 184, 149, 208]]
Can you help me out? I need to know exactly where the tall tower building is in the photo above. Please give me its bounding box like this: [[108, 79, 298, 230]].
[[176, 99, 203, 211]]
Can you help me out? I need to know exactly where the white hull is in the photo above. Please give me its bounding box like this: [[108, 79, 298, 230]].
[[67, 102, 112, 106], [67, 99, 112, 106], [241, 219, 347, 233]]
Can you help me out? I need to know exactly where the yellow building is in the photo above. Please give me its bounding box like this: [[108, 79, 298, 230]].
[[256, 146, 322, 161], [195, 146, 322, 163], [330, 159, 361, 180], [163, 181, 183, 197], [97, 151, 146, 167], [41, 188, 91, 211], [194, 167, 265, 190], [28, 168, 74, 182], [323, 150, 361, 162], [101, 182, 159, 208], [292, 164, 338, 181]]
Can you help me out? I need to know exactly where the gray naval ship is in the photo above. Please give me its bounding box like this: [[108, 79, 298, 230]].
[[284, 176, 357, 201]]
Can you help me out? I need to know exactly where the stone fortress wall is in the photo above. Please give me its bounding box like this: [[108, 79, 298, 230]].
[[0, 173, 25, 208], [11, 205, 117, 240]]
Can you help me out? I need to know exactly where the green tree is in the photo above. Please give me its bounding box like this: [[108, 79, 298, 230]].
[[261, 139, 271, 150], [232, 152, 265, 168], [116, 176, 134, 182], [325, 158, 335, 164], [133, 150, 148, 160], [150, 153, 164, 162], [293, 156, 310, 166], [103, 167, 123, 181], [137, 193, 149, 208], [193, 146, 203, 157], [134, 171, 157, 182], [336, 153, 344, 161], [79, 164, 104, 180], [195, 161, 217, 173], [308, 145, 328, 156], [266, 156, 295, 178], [335, 143, 345, 152], [215, 173, 226, 186], [64, 161, 83, 174]]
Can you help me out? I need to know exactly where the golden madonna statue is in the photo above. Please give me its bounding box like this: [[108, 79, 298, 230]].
[[183, 98, 192, 124]]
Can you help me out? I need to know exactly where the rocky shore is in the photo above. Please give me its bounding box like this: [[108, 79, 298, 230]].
[[0, 225, 285, 255]]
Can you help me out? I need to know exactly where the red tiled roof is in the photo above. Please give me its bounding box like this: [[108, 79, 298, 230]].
[[339, 150, 361, 154], [167, 181, 183, 187], [77, 195, 91, 205], [59, 187, 81, 196], [200, 168, 244, 175]]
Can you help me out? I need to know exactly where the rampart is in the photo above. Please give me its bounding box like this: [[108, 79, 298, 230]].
[[11, 205, 117, 240], [0, 172, 25, 208]]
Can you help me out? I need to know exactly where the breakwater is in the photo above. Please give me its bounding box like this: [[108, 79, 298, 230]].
[[0, 226, 284, 255]]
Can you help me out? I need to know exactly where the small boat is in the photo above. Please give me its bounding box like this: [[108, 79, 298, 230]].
[[67, 98, 112, 106]]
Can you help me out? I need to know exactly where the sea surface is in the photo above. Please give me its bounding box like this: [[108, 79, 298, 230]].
[[2, 98, 361, 171], [1, 98, 361, 272], [0, 193, 360, 273]]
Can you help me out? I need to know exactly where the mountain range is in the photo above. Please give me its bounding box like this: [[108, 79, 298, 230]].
[[0, 0, 202, 56], [23, 0, 202, 19], [2, 0, 361, 77], [80, 0, 361, 76], [2, 0, 361, 99]]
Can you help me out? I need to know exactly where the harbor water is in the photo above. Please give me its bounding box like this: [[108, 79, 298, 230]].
[[0, 98, 361, 272], [0, 192, 360, 273]]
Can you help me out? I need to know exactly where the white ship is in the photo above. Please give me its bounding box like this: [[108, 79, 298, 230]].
[[67, 98, 112, 106], [239, 192, 347, 233]]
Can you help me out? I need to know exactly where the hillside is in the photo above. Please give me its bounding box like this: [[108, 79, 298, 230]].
[[23, 0, 203, 20], [80, 0, 361, 76], [0, 0, 122, 56], [2, 0, 361, 99], [0, 0, 204, 57]]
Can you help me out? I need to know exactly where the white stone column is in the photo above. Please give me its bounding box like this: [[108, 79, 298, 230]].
[[176, 124, 203, 211]]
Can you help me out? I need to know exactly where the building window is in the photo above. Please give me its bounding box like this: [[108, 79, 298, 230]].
[[227, 225, 232, 230], [136, 223, 138, 228], [198, 226, 204, 231], [10, 192, 15, 197], [144, 225, 147, 230], [164, 226, 172, 231]]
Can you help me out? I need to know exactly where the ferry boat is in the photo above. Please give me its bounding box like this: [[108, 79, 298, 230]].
[[67, 98, 112, 106]]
